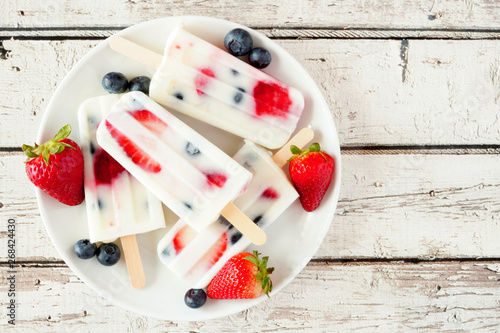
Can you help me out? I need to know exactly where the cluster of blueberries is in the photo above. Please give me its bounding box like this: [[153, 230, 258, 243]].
[[74, 239, 121, 266], [102, 73, 151, 95], [224, 28, 272, 69]]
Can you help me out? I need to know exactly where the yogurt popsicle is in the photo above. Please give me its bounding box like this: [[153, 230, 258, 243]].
[[157, 128, 313, 288], [78, 94, 166, 289], [95, 92, 264, 244], [108, 28, 305, 149]]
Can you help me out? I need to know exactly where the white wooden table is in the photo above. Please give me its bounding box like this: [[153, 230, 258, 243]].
[[1, 1, 500, 331]]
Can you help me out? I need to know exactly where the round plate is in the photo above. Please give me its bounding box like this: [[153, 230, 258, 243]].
[[36, 16, 341, 321]]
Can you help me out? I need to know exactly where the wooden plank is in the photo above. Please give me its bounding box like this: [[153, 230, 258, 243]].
[[2, 152, 499, 261], [1, 39, 500, 148], [1, 261, 500, 331], [1, 0, 500, 31]]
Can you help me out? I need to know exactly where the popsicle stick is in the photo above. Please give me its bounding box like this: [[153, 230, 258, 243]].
[[108, 36, 163, 70], [272, 127, 315, 167], [220, 202, 267, 246], [120, 234, 146, 289]]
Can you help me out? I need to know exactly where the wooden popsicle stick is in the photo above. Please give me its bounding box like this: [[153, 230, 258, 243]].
[[120, 234, 146, 289], [272, 127, 315, 167], [220, 202, 267, 246], [108, 36, 163, 70]]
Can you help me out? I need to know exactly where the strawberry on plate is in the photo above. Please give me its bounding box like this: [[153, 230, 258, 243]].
[[289, 142, 334, 212], [207, 250, 274, 299], [23, 124, 84, 206]]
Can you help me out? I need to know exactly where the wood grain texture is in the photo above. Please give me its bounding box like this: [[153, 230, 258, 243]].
[[1, 262, 500, 332], [2, 152, 499, 261], [1, 39, 500, 148], [1, 0, 500, 31]]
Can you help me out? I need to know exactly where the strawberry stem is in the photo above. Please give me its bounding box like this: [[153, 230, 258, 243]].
[[23, 124, 75, 165], [244, 250, 274, 297]]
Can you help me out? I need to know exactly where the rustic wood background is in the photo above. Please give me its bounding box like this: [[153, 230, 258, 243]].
[[1, 0, 500, 331]]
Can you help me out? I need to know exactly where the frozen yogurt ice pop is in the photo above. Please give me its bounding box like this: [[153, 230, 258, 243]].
[[108, 28, 305, 149], [96, 91, 265, 244], [78, 94, 166, 289], [157, 128, 313, 288]]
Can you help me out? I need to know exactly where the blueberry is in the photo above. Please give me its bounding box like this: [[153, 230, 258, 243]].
[[96, 243, 121, 266], [185, 142, 200, 156], [74, 239, 97, 259], [233, 91, 243, 104], [174, 92, 184, 100], [224, 28, 253, 56], [129, 76, 151, 94], [230, 232, 242, 245], [184, 289, 207, 308], [248, 47, 271, 69], [102, 72, 128, 94], [89, 142, 96, 155], [253, 214, 263, 224]]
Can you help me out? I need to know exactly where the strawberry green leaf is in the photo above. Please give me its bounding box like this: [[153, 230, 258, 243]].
[[42, 150, 50, 165], [290, 145, 302, 154], [309, 142, 320, 152], [51, 124, 72, 142]]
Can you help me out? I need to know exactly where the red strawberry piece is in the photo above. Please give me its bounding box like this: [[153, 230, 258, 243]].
[[253, 81, 292, 118], [105, 120, 162, 173], [207, 250, 274, 299], [93, 149, 125, 185], [205, 172, 227, 188], [289, 142, 334, 212], [261, 187, 279, 199], [23, 124, 84, 206], [195, 67, 215, 95], [173, 225, 197, 254], [195, 232, 228, 269], [129, 109, 167, 136]]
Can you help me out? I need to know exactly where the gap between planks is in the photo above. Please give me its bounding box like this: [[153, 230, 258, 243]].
[[4, 258, 500, 268], [0, 28, 500, 40], [3, 146, 500, 155]]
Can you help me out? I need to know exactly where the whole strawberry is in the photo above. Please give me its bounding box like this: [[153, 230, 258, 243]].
[[289, 142, 334, 212], [207, 251, 274, 299], [23, 124, 84, 206]]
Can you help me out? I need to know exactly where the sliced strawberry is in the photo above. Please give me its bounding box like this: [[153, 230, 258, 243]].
[[93, 149, 125, 185], [261, 187, 279, 199], [173, 225, 197, 254], [195, 232, 228, 269], [129, 109, 167, 136], [105, 120, 162, 173], [195, 67, 215, 95], [205, 172, 227, 188], [253, 81, 292, 118]]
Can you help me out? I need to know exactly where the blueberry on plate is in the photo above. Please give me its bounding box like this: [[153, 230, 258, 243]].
[[96, 243, 121, 266], [129, 76, 151, 94], [102, 72, 128, 94], [224, 28, 253, 56], [248, 47, 272, 69], [184, 289, 207, 308], [74, 239, 97, 259]]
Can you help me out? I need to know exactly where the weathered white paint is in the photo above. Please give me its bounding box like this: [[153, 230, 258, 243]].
[[0, 0, 499, 30], [1, 39, 500, 147], [1, 262, 500, 332], [2, 152, 499, 261], [1, 1, 500, 330]]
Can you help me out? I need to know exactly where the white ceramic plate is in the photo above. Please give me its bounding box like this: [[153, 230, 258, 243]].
[[36, 16, 341, 321]]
